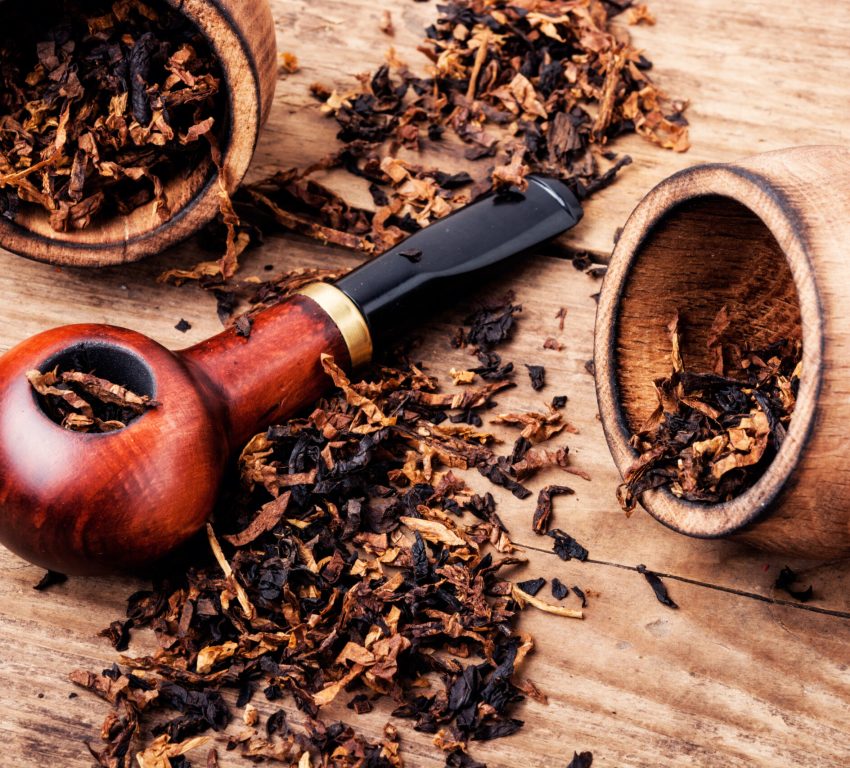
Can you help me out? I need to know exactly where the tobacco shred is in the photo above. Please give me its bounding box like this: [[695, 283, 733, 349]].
[[163, 0, 688, 283], [27, 367, 159, 432], [0, 0, 225, 230], [68, 275, 594, 766], [571, 586, 588, 608], [547, 529, 588, 562], [636, 564, 677, 609], [533, 485, 575, 534], [550, 578, 569, 601], [566, 752, 593, 768], [56, 2, 695, 762], [618, 310, 802, 513], [517, 577, 546, 596], [70, 299, 594, 766], [525, 364, 546, 391], [33, 569, 68, 591], [774, 566, 813, 603]]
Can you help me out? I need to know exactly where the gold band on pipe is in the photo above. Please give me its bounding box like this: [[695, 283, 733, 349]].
[[296, 282, 373, 368]]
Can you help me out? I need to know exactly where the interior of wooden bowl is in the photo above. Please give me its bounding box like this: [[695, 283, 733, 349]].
[[616, 195, 802, 433], [595, 184, 823, 540], [0, 0, 244, 265]]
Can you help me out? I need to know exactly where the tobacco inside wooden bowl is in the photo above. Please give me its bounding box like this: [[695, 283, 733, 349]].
[[0, 0, 276, 267], [596, 146, 850, 559]]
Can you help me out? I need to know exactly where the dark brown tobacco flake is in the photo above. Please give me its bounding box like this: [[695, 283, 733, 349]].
[[548, 528, 588, 562], [636, 564, 677, 609], [533, 485, 575, 534], [551, 578, 569, 601], [517, 577, 546, 596], [566, 751, 594, 768], [775, 566, 813, 603], [33, 569, 68, 591], [525, 364, 546, 391], [618, 310, 802, 512], [572, 585, 588, 608]]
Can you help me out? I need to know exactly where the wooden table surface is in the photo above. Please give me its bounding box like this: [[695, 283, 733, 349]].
[[2, 1, 850, 766]]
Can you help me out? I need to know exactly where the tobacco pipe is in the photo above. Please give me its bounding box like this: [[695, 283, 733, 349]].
[[0, 177, 581, 575]]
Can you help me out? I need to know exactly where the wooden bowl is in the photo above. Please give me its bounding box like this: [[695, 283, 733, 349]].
[[595, 146, 850, 559], [0, 0, 277, 267]]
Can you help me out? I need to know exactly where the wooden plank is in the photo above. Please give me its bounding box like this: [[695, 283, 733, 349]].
[[1, 0, 850, 766]]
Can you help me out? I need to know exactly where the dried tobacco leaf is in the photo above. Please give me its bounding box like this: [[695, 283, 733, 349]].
[[636, 564, 677, 609], [548, 529, 588, 562], [517, 577, 546, 596], [775, 566, 813, 603], [169, 0, 688, 283], [571, 585, 588, 608], [33, 570, 67, 591], [551, 578, 569, 601], [27, 367, 159, 433], [618, 310, 802, 512], [525, 364, 546, 391], [512, 584, 583, 619], [461, 298, 522, 353], [566, 752, 594, 768], [533, 484, 576, 534], [0, 0, 225, 230], [99, 619, 133, 652]]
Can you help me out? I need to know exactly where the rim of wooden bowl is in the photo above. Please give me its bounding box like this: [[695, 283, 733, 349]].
[[0, 0, 264, 267], [595, 162, 824, 539]]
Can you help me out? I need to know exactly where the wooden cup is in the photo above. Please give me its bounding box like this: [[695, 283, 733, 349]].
[[0, 0, 277, 267], [595, 146, 850, 559]]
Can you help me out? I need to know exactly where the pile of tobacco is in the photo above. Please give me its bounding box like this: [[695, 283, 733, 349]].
[[27, 366, 159, 432], [618, 310, 802, 511], [166, 0, 688, 283], [0, 0, 224, 231], [70, 299, 595, 767]]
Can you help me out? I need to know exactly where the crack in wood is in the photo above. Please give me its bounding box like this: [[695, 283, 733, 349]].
[[517, 541, 850, 620]]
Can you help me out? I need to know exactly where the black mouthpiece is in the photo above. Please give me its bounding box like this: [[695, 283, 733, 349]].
[[334, 176, 582, 340]]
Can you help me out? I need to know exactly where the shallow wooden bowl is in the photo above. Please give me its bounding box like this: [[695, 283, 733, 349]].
[[0, 0, 277, 267], [595, 146, 850, 559]]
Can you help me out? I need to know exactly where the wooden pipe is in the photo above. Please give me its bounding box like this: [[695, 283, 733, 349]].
[[595, 146, 850, 559], [0, 0, 277, 267], [0, 178, 582, 574]]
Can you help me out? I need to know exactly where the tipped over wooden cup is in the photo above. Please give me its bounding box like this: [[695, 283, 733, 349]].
[[595, 146, 850, 559]]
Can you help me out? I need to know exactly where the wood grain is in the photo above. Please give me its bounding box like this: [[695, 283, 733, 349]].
[[1, 0, 850, 766], [0, 0, 277, 267]]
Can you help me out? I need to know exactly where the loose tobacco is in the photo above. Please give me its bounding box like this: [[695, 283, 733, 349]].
[[70, 296, 587, 767], [0, 0, 225, 231], [166, 0, 689, 284], [27, 367, 159, 432], [618, 310, 802, 511]]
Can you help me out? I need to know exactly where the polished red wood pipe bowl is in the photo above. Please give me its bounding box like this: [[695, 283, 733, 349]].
[[0, 178, 582, 574]]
